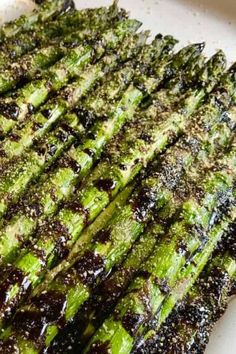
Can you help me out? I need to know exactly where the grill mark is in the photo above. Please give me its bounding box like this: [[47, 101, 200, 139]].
[[0, 148, 7, 157], [0, 339, 17, 353], [13, 312, 46, 344], [55, 128, 70, 143], [119, 163, 128, 170], [25, 201, 42, 218], [73, 250, 104, 287], [132, 186, 157, 222], [55, 123, 77, 143], [95, 178, 116, 193], [200, 267, 230, 305], [122, 311, 145, 337], [34, 143, 46, 156], [38, 220, 70, 262], [31, 291, 66, 324], [40, 220, 69, 240], [139, 132, 153, 143], [153, 277, 171, 295], [83, 148, 95, 158], [93, 267, 135, 317], [0, 266, 30, 313], [74, 107, 97, 129], [64, 200, 89, 226], [8, 132, 20, 141], [59, 156, 81, 174], [60, 123, 77, 136], [93, 228, 112, 244], [4, 201, 22, 220], [12, 65, 28, 84], [32, 122, 43, 131]]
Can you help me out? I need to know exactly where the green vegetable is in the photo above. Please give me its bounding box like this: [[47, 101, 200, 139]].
[[0, 51, 224, 349], [0, 31, 149, 221]]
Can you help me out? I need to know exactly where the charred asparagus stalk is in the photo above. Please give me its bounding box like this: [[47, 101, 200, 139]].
[[47, 207, 172, 353], [0, 45, 66, 98], [0, 183, 136, 352], [142, 221, 236, 354], [0, 0, 74, 43], [0, 51, 224, 348]]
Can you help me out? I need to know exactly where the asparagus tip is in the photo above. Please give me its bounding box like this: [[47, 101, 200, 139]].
[[193, 41, 206, 53], [211, 49, 227, 67]]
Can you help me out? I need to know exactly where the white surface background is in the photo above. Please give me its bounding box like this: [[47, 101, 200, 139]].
[[0, 0, 236, 353]]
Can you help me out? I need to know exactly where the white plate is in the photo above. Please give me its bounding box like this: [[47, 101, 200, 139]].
[[0, 1, 235, 353]]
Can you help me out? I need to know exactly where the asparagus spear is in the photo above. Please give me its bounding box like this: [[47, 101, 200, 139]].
[[143, 222, 236, 354], [0, 9, 124, 101], [0, 32, 149, 220], [42, 2, 127, 40], [0, 52, 224, 347], [84, 137, 236, 354], [49, 71, 236, 352], [0, 17, 141, 137], [0, 2, 123, 66], [0, 0, 74, 43], [0, 184, 135, 352]]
